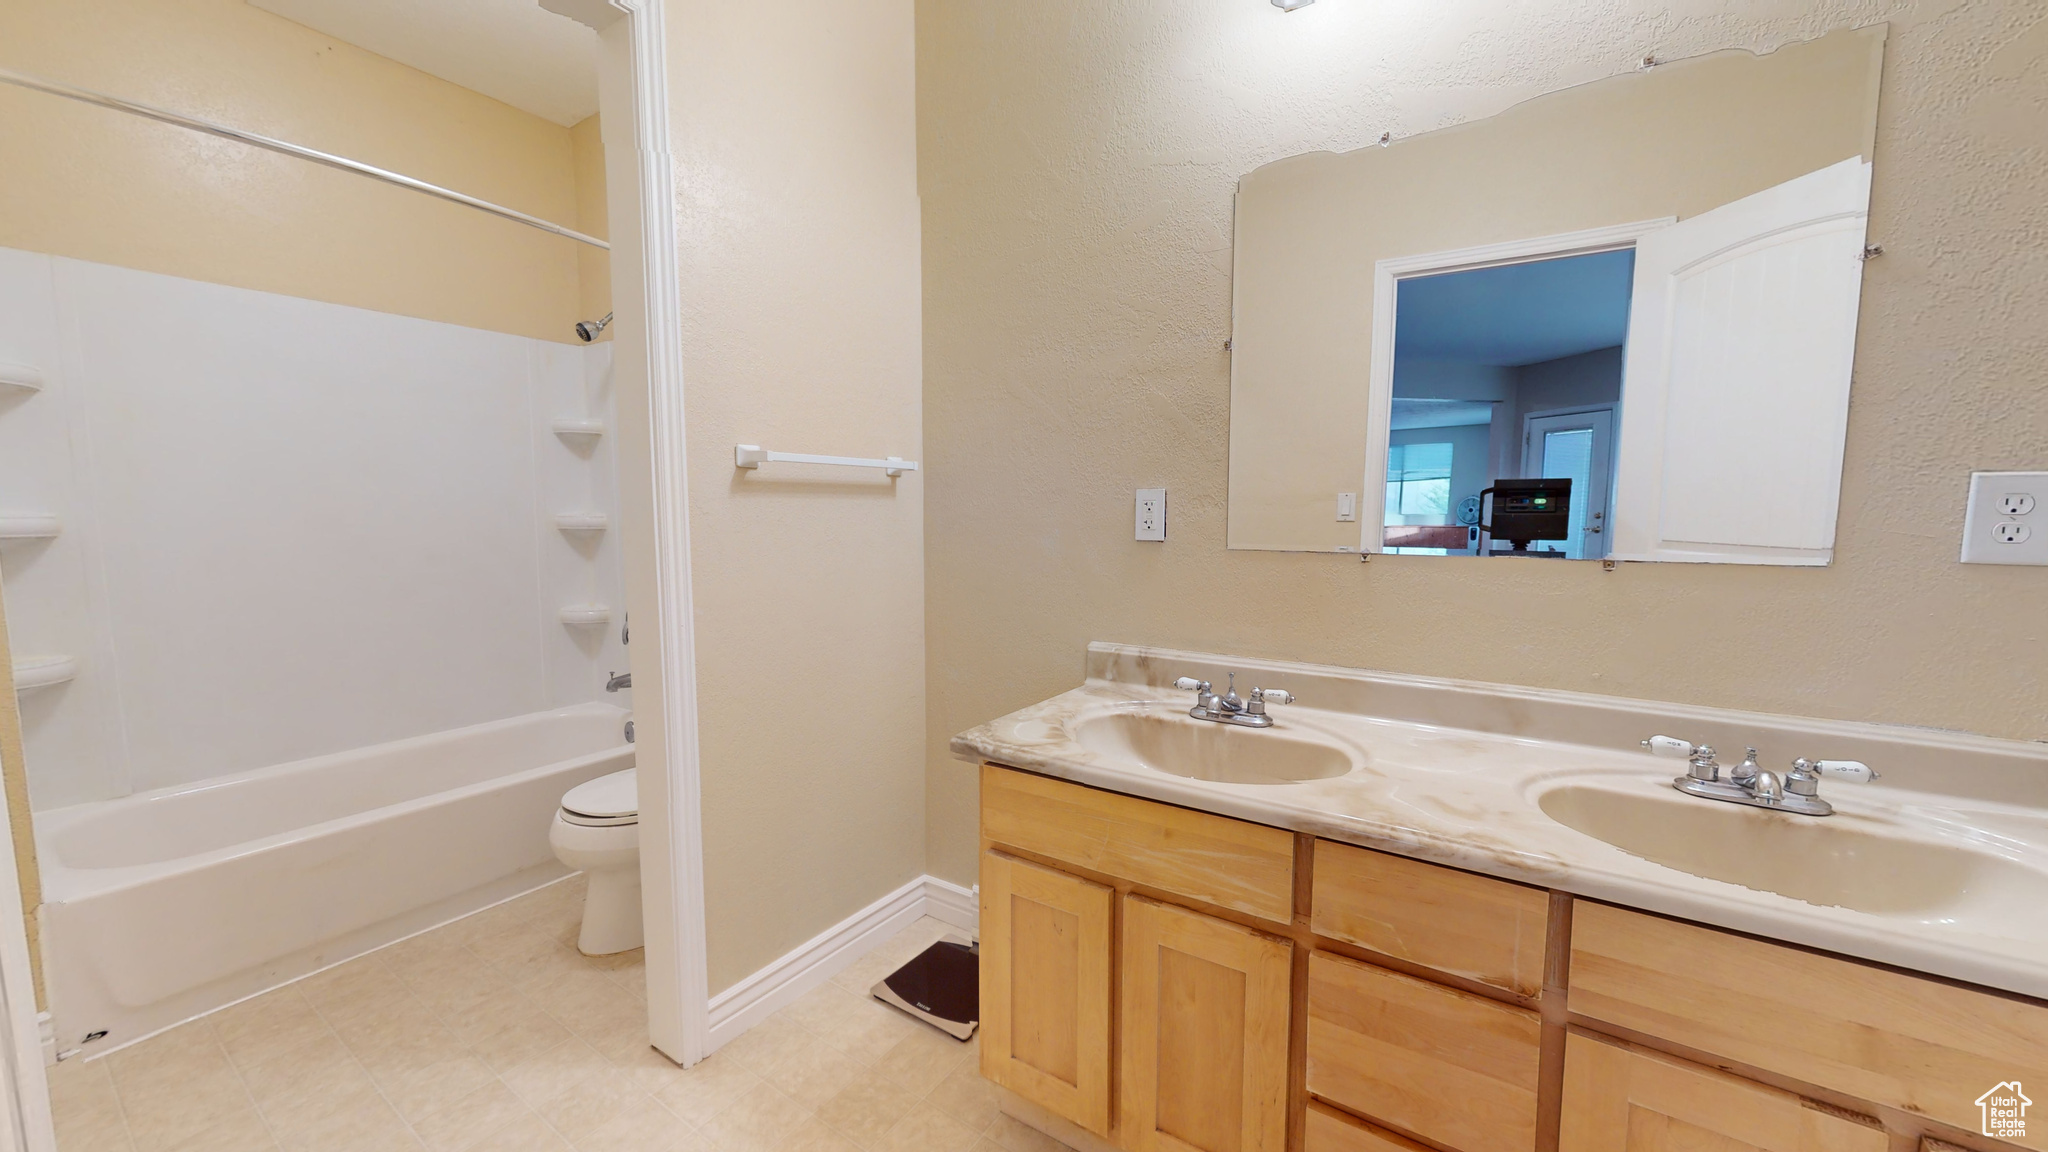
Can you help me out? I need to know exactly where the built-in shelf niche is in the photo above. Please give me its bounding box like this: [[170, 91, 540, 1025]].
[[551, 417, 606, 439], [558, 605, 613, 627], [553, 512, 609, 533], [0, 513, 61, 542], [0, 363, 44, 396], [13, 655, 78, 691]]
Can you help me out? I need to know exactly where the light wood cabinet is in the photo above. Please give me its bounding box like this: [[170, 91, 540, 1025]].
[[1571, 902, 2048, 1152], [1120, 895, 1293, 1152], [979, 763, 2048, 1152], [1305, 951, 1542, 1152], [1311, 840, 1549, 998], [1559, 1032, 1886, 1152], [980, 850, 1115, 1136]]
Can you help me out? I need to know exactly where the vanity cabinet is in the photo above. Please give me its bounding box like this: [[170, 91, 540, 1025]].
[[978, 763, 2048, 1152]]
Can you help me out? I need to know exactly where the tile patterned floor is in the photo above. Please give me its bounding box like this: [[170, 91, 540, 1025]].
[[50, 877, 1064, 1152]]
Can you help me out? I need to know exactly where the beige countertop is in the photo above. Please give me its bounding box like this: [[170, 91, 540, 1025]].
[[953, 643, 2048, 1002]]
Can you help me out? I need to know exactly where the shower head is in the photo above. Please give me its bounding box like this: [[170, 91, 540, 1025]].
[[575, 312, 614, 342]]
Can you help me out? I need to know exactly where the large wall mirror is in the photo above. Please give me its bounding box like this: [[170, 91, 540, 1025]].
[[1227, 27, 1885, 565]]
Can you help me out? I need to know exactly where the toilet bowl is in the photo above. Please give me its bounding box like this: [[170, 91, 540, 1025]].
[[549, 768, 643, 955]]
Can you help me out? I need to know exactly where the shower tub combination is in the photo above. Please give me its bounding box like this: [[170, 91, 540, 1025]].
[[35, 702, 633, 1056]]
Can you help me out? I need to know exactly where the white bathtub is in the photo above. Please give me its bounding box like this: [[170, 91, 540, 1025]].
[[35, 702, 633, 1056]]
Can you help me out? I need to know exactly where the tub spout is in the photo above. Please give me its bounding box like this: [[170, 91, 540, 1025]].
[[605, 671, 631, 692]]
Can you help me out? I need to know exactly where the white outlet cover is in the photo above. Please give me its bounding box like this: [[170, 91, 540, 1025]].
[[1961, 471, 2048, 565], [1135, 488, 1166, 542]]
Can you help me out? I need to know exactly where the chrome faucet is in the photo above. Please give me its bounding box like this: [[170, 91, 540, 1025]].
[[1171, 673, 1294, 728], [605, 671, 632, 692], [1643, 736, 1877, 817]]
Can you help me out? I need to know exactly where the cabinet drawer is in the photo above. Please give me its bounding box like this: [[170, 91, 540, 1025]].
[[1312, 840, 1549, 997], [981, 764, 1296, 923], [1307, 951, 1541, 1152], [1560, 1031, 1885, 1152], [1571, 902, 2048, 1152], [1305, 1103, 1434, 1152]]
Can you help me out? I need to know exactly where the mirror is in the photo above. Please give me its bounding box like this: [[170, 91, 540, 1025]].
[[1226, 27, 1885, 564]]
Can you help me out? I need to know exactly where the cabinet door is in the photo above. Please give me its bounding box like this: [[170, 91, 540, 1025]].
[[1560, 1032, 1886, 1152], [1120, 895, 1292, 1152], [981, 850, 1115, 1136]]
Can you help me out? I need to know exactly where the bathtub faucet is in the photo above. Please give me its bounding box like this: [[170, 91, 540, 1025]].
[[605, 671, 631, 692]]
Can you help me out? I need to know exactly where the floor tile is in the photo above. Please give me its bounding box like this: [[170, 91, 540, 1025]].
[[650, 1054, 761, 1129], [813, 1073, 921, 1150], [873, 1103, 984, 1152], [569, 1098, 696, 1152], [872, 1029, 971, 1098], [409, 1080, 536, 1152], [923, 1066, 999, 1135], [693, 1082, 810, 1152], [210, 990, 330, 1072], [981, 1115, 1071, 1152], [470, 1115, 574, 1152]]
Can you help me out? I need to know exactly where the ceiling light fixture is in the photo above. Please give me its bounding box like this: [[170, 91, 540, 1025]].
[[1272, 0, 1314, 9]]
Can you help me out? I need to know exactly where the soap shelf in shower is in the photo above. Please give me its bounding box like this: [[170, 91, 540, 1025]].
[[559, 605, 613, 627], [0, 514, 61, 542], [551, 418, 606, 439], [0, 363, 44, 396], [13, 655, 78, 691], [554, 512, 609, 533]]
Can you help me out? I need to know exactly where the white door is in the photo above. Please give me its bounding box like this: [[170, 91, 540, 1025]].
[[1608, 157, 1872, 564], [1522, 407, 1614, 560]]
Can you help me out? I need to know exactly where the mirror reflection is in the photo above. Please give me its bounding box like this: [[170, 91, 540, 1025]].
[[1227, 27, 1885, 565]]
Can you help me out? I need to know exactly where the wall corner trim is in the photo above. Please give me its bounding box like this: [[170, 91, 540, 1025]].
[[704, 876, 980, 1053]]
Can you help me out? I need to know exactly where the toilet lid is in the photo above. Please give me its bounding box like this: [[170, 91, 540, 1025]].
[[562, 768, 638, 820]]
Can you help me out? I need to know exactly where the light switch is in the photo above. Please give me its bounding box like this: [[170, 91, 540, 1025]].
[[1961, 471, 2048, 565], [1135, 488, 1166, 541], [1337, 492, 1357, 522]]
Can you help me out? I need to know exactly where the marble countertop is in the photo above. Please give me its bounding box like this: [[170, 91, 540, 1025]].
[[952, 643, 2048, 1001]]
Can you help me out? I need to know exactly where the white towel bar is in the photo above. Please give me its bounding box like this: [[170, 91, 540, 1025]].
[[734, 445, 917, 477]]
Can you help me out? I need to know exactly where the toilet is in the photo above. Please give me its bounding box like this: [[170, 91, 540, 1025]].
[[548, 768, 643, 955]]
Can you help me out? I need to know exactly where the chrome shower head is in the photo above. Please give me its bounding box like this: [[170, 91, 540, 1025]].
[[575, 312, 614, 342]]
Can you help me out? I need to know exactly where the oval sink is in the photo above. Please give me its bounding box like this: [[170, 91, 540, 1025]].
[[1073, 709, 1355, 785], [1538, 783, 2048, 923]]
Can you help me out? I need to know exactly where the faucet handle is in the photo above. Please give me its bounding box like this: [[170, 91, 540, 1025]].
[[1813, 759, 1879, 783], [1172, 676, 1207, 693], [1254, 688, 1294, 706], [1641, 735, 1698, 760]]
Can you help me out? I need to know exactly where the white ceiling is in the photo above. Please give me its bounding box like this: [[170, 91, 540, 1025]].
[[250, 0, 599, 127]]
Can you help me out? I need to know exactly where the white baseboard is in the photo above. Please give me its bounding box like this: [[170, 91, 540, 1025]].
[[705, 874, 980, 1052]]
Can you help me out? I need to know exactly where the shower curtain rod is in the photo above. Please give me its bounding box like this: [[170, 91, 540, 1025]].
[[0, 65, 611, 251]]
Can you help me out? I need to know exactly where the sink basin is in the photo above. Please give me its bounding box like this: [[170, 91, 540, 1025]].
[[1073, 709, 1355, 785], [1538, 783, 2048, 923]]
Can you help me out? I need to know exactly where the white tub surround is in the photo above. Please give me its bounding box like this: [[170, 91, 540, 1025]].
[[953, 643, 2048, 1002], [37, 703, 632, 1056]]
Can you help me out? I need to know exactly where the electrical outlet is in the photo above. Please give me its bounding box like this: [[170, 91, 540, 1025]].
[[1336, 492, 1357, 522], [1961, 471, 2048, 565], [1135, 488, 1166, 541]]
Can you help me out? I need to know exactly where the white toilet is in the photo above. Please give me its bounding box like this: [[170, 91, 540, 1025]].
[[549, 768, 643, 955]]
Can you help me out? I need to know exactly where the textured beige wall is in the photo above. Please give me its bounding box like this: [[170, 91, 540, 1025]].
[[1229, 30, 1881, 551], [0, 0, 600, 343], [920, 2, 2048, 887], [667, 0, 926, 994]]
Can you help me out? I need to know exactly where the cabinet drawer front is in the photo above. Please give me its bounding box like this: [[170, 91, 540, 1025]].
[[1307, 951, 1542, 1152], [1560, 1032, 1886, 1152], [1305, 1103, 1436, 1152], [1121, 896, 1293, 1152], [1311, 840, 1549, 996], [1571, 902, 2048, 1152], [981, 764, 1296, 923], [981, 850, 1115, 1136]]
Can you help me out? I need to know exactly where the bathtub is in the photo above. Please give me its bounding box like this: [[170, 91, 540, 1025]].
[[35, 702, 633, 1056]]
